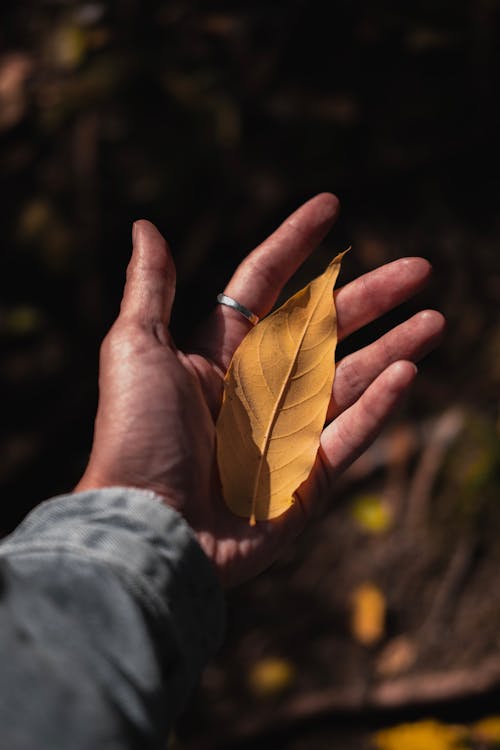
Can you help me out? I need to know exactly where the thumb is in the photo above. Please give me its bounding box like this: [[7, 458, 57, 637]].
[[119, 220, 176, 330]]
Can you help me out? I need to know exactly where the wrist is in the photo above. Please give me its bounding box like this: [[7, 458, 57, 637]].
[[74, 470, 172, 507]]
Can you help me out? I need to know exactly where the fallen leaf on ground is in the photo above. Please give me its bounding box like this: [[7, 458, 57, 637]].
[[350, 582, 386, 646], [373, 720, 468, 750], [248, 657, 296, 697], [472, 716, 500, 743], [350, 493, 393, 534]]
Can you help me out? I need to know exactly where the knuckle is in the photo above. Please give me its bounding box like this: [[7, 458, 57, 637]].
[[99, 325, 120, 361], [337, 356, 364, 401], [100, 317, 166, 364], [247, 256, 282, 292], [379, 332, 395, 364], [335, 418, 357, 453], [99, 321, 134, 360], [359, 393, 381, 434]]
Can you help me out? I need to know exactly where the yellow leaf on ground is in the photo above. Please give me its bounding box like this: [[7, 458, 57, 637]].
[[3, 306, 43, 336], [350, 582, 386, 646], [48, 25, 87, 69], [472, 716, 500, 743], [216, 251, 346, 523], [248, 657, 296, 698], [373, 720, 468, 750], [351, 494, 393, 533]]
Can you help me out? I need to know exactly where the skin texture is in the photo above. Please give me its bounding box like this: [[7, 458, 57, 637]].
[[75, 194, 445, 588]]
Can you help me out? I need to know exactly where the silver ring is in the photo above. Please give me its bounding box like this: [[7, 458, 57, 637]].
[[217, 294, 259, 326]]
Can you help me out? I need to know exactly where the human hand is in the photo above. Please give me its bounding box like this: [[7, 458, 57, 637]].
[[75, 194, 445, 587]]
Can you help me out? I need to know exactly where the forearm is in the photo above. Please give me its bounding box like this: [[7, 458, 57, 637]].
[[0, 488, 225, 749]]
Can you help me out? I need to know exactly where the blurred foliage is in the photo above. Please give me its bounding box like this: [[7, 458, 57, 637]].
[[375, 721, 470, 750], [350, 493, 393, 534], [374, 720, 468, 750], [248, 656, 297, 698], [473, 717, 500, 745], [446, 414, 500, 519], [374, 717, 500, 750], [350, 582, 386, 646]]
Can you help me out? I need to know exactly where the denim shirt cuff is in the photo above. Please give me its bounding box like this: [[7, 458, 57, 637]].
[[0, 487, 225, 685]]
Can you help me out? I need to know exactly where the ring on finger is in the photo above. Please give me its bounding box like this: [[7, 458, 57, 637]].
[[216, 294, 260, 326]]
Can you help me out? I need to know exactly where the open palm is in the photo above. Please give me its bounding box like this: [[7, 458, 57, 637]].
[[76, 194, 445, 587]]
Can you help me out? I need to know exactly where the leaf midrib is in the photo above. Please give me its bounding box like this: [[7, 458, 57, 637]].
[[250, 265, 336, 521]]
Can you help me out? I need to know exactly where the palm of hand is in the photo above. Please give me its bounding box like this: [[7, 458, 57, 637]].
[[80, 322, 309, 587], [77, 195, 444, 588]]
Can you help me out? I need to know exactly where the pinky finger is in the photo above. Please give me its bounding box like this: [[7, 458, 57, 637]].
[[299, 361, 417, 515]]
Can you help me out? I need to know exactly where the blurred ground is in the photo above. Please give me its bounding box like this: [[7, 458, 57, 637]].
[[1, 2, 499, 748]]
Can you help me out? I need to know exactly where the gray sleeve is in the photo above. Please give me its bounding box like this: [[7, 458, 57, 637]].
[[0, 487, 225, 750]]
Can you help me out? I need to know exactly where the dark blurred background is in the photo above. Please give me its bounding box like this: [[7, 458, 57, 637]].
[[1, 2, 500, 748]]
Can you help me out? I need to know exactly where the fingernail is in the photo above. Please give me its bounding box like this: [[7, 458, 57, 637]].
[[132, 221, 138, 245], [407, 363, 418, 386], [390, 361, 418, 388], [403, 362, 418, 379]]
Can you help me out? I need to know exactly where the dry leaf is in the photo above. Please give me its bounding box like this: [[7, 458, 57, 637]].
[[350, 493, 393, 534], [216, 252, 346, 523], [472, 716, 500, 743], [47, 25, 88, 70], [248, 657, 296, 697], [373, 720, 468, 750], [350, 582, 386, 646]]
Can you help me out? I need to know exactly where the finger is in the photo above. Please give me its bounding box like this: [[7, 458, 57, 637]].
[[298, 361, 418, 515], [322, 360, 417, 475], [225, 193, 340, 316], [327, 309, 445, 421], [119, 220, 176, 333], [192, 193, 340, 370], [336, 257, 433, 342]]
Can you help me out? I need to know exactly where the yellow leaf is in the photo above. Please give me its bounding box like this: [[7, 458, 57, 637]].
[[48, 25, 87, 70], [351, 494, 393, 534], [350, 582, 386, 646], [17, 199, 53, 240], [3, 306, 43, 336], [472, 716, 500, 743], [248, 657, 296, 697], [373, 720, 468, 750], [216, 252, 346, 523]]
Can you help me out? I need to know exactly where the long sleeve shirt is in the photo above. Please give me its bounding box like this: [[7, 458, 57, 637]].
[[0, 487, 225, 749]]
